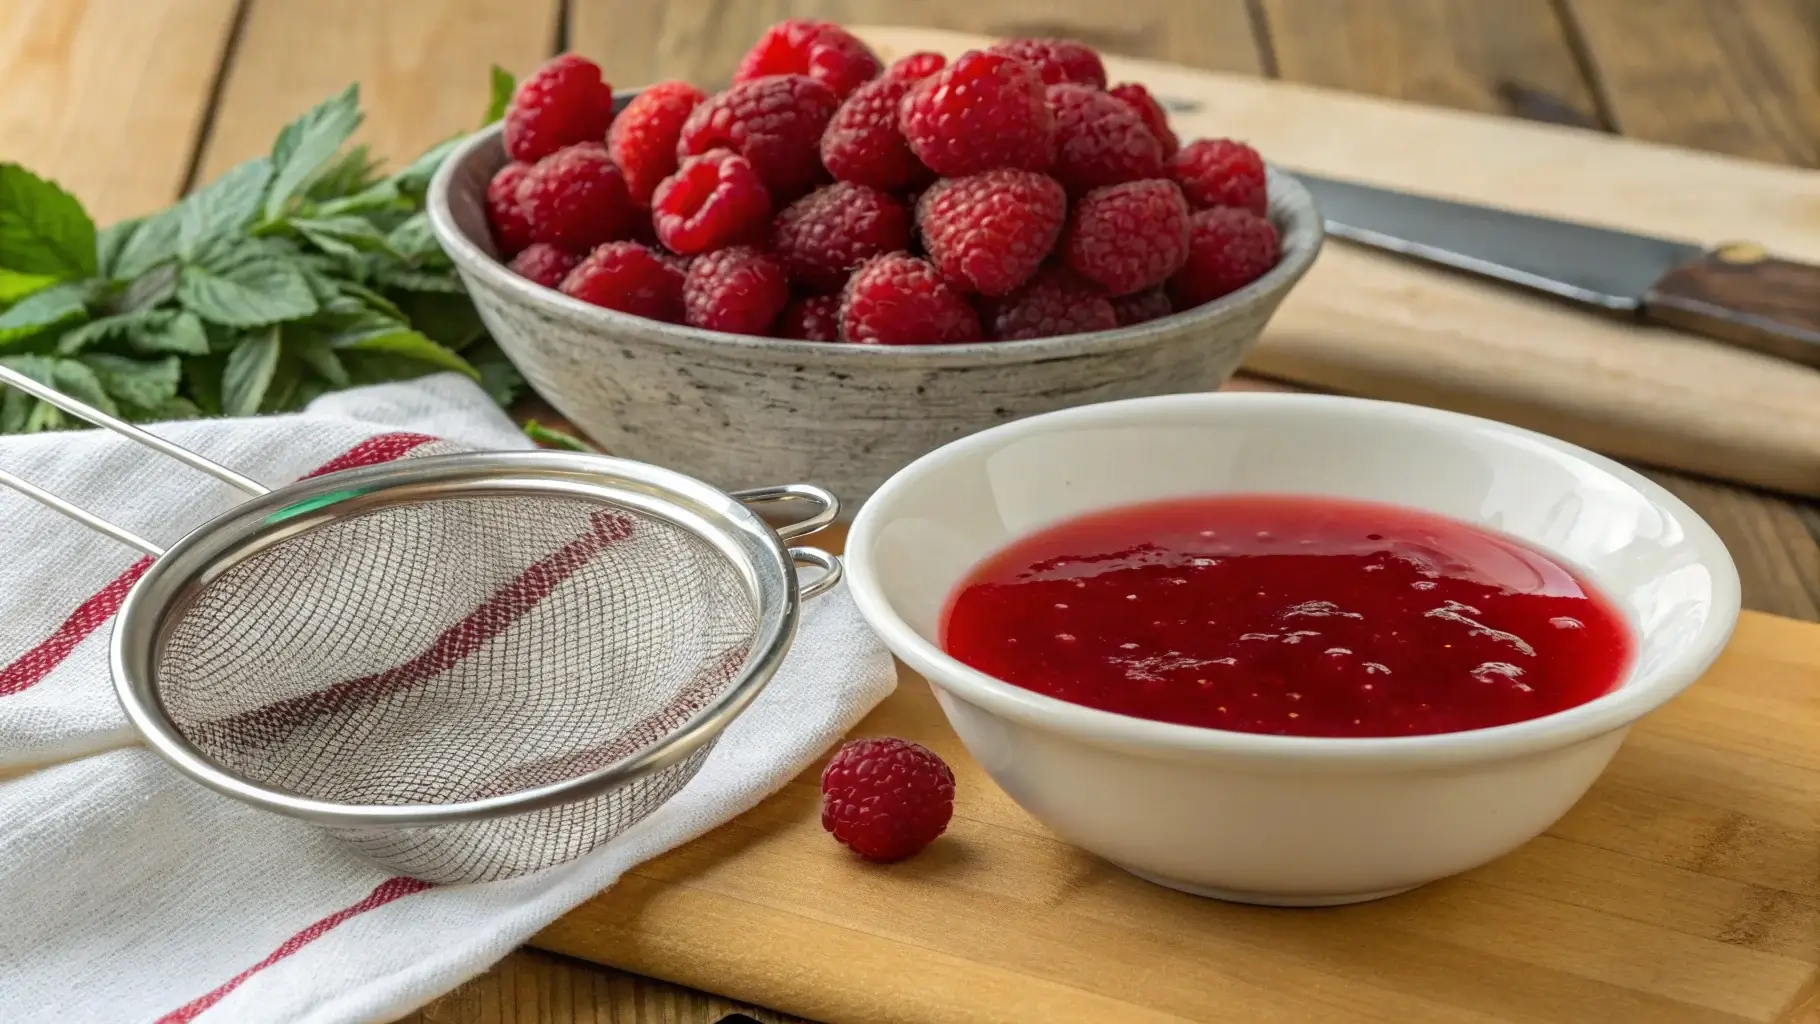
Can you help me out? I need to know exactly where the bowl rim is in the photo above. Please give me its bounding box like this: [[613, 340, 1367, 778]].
[[425, 121, 1325, 362], [844, 392, 1743, 768]]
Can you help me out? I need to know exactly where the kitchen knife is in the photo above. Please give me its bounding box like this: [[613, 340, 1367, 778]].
[[1292, 171, 1820, 368]]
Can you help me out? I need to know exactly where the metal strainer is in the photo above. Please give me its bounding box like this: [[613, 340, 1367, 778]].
[[0, 365, 842, 884]]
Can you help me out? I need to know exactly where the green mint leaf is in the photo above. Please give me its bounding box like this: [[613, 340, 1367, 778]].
[[523, 419, 592, 451], [390, 136, 463, 204], [95, 218, 140, 278], [306, 144, 381, 201], [134, 310, 210, 356], [178, 157, 274, 259], [183, 353, 224, 415], [0, 268, 58, 304], [0, 355, 58, 433], [178, 248, 318, 327], [393, 291, 483, 350], [264, 85, 363, 222], [0, 281, 90, 347], [146, 395, 202, 422], [82, 352, 181, 410], [484, 66, 516, 125], [221, 326, 281, 416], [374, 265, 464, 294], [385, 212, 443, 265], [110, 207, 182, 281], [54, 307, 209, 356], [335, 280, 405, 321], [295, 335, 351, 387], [291, 215, 403, 261], [261, 354, 302, 413], [312, 181, 406, 219], [49, 357, 117, 416], [115, 261, 180, 312], [464, 337, 522, 406], [328, 324, 478, 380], [55, 307, 163, 354], [0, 164, 97, 279]]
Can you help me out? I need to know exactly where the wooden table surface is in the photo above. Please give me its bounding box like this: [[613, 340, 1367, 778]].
[[4, 1, 1816, 1021]]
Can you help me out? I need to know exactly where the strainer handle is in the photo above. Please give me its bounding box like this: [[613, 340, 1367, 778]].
[[732, 483, 839, 541], [789, 546, 843, 600]]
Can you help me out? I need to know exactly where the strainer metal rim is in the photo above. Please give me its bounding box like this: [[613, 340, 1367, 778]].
[[110, 450, 805, 828]]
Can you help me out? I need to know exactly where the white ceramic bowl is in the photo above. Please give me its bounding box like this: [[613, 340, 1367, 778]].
[[845, 393, 1740, 906]]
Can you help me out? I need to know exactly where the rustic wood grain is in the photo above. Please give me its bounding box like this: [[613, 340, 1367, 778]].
[[402, 949, 794, 1024]]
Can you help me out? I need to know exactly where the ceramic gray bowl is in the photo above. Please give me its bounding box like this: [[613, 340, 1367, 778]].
[[427, 120, 1323, 510]]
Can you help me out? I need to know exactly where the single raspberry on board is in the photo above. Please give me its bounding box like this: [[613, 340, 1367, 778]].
[[609, 81, 708, 208], [1169, 138, 1268, 216], [1063, 179, 1191, 296], [898, 50, 1055, 176], [678, 75, 839, 200], [1108, 82, 1179, 157], [1111, 286, 1174, 326], [840, 253, 983, 345], [985, 37, 1107, 87], [771, 183, 910, 292], [886, 51, 947, 82], [1168, 206, 1281, 308], [916, 169, 1066, 297], [1047, 83, 1165, 193], [517, 142, 638, 252], [504, 53, 617, 163], [778, 293, 842, 341], [733, 19, 882, 99], [987, 266, 1118, 340], [484, 162, 536, 257], [820, 737, 956, 862], [651, 150, 772, 255], [507, 243, 581, 289], [558, 241, 686, 322], [821, 74, 934, 194], [683, 245, 791, 334]]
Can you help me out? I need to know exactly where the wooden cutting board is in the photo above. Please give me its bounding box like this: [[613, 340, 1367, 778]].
[[821, 28, 1820, 499]]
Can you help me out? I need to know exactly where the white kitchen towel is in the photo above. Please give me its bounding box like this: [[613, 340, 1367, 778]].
[[0, 373, 897, 1023]]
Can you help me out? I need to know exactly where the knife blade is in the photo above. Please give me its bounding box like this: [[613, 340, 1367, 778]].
[[1291, 171, 1820, 368]]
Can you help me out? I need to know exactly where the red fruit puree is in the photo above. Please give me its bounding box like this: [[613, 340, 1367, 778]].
[[941, 495, 1633, 738]]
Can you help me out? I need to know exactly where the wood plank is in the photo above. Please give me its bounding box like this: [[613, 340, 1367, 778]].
[[0, 0, 240, 222], [401, 949, 797, 1024]]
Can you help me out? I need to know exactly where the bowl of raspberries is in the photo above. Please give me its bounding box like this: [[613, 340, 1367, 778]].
[[427, 22, 1322, 507]]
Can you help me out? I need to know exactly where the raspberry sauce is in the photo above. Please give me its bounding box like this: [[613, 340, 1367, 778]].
[[940, 495, 1632, 738]]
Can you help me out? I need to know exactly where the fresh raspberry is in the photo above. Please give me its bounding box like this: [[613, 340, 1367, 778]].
[[916, 170, 1066, 297], [1047, 84, 1165, 194], [985, 38, 1107, 87], [1108, 82, 1178, 158], [886, 51, 947, 81], [734, 20, 881, 100], [820, 737, 956, 862], [1063, 179, 1191, 296], [608, 81, 708, 208], [559, 241, 686, 322], [1111, 287, 1174, 326], [504, 54, 616, 163], [841, 254, 983, 345], [484, 162, 536, 257], [1169, 138, 1268, 216], [779, 293, 841, 341], [1168, 206, 1281, 308], [820, 74, 933, 194], [899, 50, 1055, 176], [507, 243, 581, 289], [771, 183, 910, 292], [678, 75, 839, 200], [683, 245, 790, 334], [651, 150, 772, 255], [516, 142, 638, 252], [987, 267, 1117, 340]]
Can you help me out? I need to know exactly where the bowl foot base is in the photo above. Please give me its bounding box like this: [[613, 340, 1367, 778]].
[[1115, 864, 1421, 907]]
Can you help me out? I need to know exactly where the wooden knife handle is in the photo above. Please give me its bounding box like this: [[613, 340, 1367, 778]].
[[1643, 243, 1820, 367]]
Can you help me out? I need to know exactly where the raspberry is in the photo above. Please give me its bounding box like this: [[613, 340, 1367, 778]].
[[1168, 206, 1280, 308], [678, 75, 839, 200], [609, 81, 708, 208], [899, 50, 1055, 177], [1169, 138, 1268, 216], [820, 74, 933, 194], [988, 267, 1117, 340], [734, 19, 881, 100], [484, 162, 535, 257], [1109, 82, 1179, 158], [652, 150, 772, 255], [508, 243, 581, 289], [1047, 84, 1164, 194], [516, 142, 638, 252], [886, 51, 947, 81], [820, 737, 956, 862], [779, 293, 841, 341], [504, 54, 616, 163], [916, 170, 1066, 297], [985, 38, 1107, 87], [771, 183, 909, 292], [1111, 287, 1174, 326], [841, 254, 983, 345], [683, 245, 790, 334], [1063, 179, 1191, 296], [559, 241, 686, 322]]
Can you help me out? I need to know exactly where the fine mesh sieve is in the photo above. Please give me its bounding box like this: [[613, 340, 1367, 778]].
[[0, 365, 841, 883]]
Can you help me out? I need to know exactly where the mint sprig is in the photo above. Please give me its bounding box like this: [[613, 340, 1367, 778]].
[[0, 69, 523, 434]]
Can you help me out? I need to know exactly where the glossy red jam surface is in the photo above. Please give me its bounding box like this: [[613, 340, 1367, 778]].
[[941, 495, 1632, 738]]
